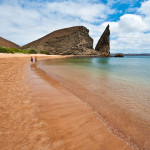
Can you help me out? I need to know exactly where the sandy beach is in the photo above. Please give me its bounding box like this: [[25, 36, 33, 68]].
[[0, 53, 132, 150]]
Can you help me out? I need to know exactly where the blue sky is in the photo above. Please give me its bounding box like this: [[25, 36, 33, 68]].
[[0, 0, 150, 53]]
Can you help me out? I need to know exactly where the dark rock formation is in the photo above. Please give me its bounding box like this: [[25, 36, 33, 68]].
[[95, 25, 110, 56], [0, 37, 20, 49], [22, 26, 96, 55], [114, 53, 124, 57]]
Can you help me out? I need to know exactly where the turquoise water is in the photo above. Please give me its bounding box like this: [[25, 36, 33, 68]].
[[45, 56, 150, 86], [39, 56, 150, 150]]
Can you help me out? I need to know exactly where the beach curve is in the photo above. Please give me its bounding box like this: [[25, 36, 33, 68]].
[[0, 53, 132, 150]]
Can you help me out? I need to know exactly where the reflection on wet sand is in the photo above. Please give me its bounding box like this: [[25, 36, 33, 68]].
[[28, 63, 132, 150]]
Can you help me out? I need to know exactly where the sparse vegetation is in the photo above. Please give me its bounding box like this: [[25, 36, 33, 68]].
[[0, 47, 25, 54], [0, 46, 38, 54], [27, 49, 37, 54], [40, 50, 50, 55], [22, 46, 31, 49]]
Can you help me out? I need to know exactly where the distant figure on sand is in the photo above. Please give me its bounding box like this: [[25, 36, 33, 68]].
[[35, 56, 37, 63], [30, 56, 33, 63]]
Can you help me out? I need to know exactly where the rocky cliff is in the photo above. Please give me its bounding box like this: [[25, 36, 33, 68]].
[[0, 37, 20, 49], [95, 25, 110, 56], [22, 26, 96, 55]]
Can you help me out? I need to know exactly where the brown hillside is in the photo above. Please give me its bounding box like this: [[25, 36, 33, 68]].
[[0, 37, 20, 49], [22, 26, 96, 55]]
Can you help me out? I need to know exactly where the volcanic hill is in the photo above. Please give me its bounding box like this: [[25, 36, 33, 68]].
[[22, 26, 97, 55], [0, 37, 20, 49]]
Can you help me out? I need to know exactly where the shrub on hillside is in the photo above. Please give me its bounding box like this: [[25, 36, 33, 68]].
[[28, 49, 37, 54], [0, 46, 30, 54], [0, 47, 14, 53], [0, 47, 8, 53], [40, 50, 50, 55]]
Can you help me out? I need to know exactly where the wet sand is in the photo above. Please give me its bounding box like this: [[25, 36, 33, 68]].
[[0, 53, 132, 150]]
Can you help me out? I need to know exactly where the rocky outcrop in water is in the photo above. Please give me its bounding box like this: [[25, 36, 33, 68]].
[[0, 37, 20, 49], [22, 26, 96, 55], [95, 25, 110, 56], [114, 53, 124, 57]]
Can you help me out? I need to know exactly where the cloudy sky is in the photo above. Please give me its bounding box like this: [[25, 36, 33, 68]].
[[0, 0, 150, 53]]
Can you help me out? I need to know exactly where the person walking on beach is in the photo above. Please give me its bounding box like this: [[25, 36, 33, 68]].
[[35, 56, 37, 63], [30, 56, 33, 63]]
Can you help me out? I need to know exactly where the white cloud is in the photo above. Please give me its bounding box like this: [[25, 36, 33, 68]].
[[0, 0, 114, 45], [110, 32, 150, 53], [138, 0, 150, 30], [118, 14, 148, 32], [46, 1, 114, 22], [138, 0, 150, 15], [95, 0, 150, 53], [0, 0, 150, 53]]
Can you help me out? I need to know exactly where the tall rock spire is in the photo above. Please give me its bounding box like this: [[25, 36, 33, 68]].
[[95, 24, 110, 56]]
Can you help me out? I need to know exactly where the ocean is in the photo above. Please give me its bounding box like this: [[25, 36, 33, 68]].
[[38, 56, 150, 150]]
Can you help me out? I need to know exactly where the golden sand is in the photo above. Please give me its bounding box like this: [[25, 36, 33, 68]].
[[0, 53, 132, 150]]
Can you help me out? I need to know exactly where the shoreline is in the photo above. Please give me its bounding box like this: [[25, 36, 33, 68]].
[[0, 53, 132, 149], [39, 57, 150, 150]]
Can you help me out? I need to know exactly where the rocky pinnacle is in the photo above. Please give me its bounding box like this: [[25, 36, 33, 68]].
[[95, 25, 110, 56]]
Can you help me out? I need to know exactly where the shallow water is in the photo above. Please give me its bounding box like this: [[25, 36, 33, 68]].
[[39, 56, 150, 150]]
